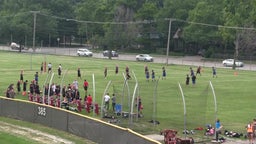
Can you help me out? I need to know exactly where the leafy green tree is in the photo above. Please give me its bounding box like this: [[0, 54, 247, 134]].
[[221, 0, 256, 66], [183, 0, 224, 55]]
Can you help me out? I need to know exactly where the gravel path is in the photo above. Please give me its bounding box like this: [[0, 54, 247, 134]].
[[145, 134, 250, 144]]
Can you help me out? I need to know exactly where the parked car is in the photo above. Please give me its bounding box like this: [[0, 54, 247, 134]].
[[10, 42, 25, 50], [136, 54, 153, 62], [103, 50, 119, 57], [77, 48, 93, 57], [222, 59, 244, 67]]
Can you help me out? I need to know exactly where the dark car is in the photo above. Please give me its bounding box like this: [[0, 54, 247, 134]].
[[103, 50, 119, 57]]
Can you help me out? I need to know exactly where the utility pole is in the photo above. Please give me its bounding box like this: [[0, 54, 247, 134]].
[[30, 11, 40, 70], [165, 18, 174, 65], [31, 11, 40, 52]]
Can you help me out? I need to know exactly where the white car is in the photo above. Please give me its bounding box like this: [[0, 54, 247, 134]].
[[222, 59, 244, 67], [10, 42, 25, 50], [136, 54, 153, 62], [77, 48, 93, 57]]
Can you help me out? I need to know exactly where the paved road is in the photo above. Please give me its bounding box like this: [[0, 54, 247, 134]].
[[1, 46, 256, 71]]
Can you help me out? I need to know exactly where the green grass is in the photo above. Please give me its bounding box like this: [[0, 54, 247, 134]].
[[0, 117, 96, 144], [0, 51, 254, 139], [0, 131, 37, 144]]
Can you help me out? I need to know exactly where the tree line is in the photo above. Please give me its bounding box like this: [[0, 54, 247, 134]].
[[1, 0, 256, 59]]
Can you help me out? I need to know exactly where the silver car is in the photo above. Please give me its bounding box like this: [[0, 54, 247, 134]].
[[136, 54, 153, 62], [222, 59, 244, 67], [77, 48, 93, 57]]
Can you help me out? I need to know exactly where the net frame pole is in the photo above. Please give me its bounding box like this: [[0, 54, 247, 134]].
[[101, 80, 112, 118], [209, 81, 218, 139], [92, 73, 95, 116], [152, 77, 160, 126], [122, 72, 130, 109], [130, 83, 138, 125], [42, 73, 50, 104], [47, 73, 54, 104], [60, 69, 68, 105], [131, 70, 139, 121], [178, 83, 187, 139]]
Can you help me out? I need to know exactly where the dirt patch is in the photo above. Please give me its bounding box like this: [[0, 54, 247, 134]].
[[0, 121, 74, 144]]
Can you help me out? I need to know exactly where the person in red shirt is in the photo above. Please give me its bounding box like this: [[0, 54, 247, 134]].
[[86, 94, 92, 113], [83, 79, 89, 97]]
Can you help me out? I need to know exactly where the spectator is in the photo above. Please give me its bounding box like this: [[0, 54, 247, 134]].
[[6, 84, 15, 98], [215, 119, 223, 142], [22, 80, 28, 96], [29, 81, 35, 95], [16, 80, 21, 94], [86, 94, 92, 113], [35, 82, 40, 97], [137, 96, 143, 117], [34, 72, 39, 83], [51, 83, 56, 95], [83, 79, 89, 96], [247, 122, 254, 144], [73, 80, 78, 90], [104, 93, 110, 110]]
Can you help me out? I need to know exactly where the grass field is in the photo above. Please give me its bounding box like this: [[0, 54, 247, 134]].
[[0, 116, 96, 144], [0, 51, 254, 139]]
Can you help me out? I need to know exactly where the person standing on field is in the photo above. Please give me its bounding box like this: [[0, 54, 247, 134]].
[[83, 79, 89, 97], [77, 67, 81, 79], [115, 64, 119, 74], [104, 93, 110, 110], [151, 70, 155, 81], [212, 67, 217, 78], [186, 74, 190, 85], [104, 67, 108, 79], [196, 66, 201, 76], [215, 119, 223, 142], [34, 72, 39, 83], [111, 94, 116, 112], [20, 69, 24, 83], [48, 62, 52, 73], [58, 64, 62, 78], [40, 62, 43, 74], [247, 122, 254, 144], [162, 66, 166, 80]]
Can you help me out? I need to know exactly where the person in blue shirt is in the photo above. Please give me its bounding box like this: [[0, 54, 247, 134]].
[[215, 119, 223, 141]]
